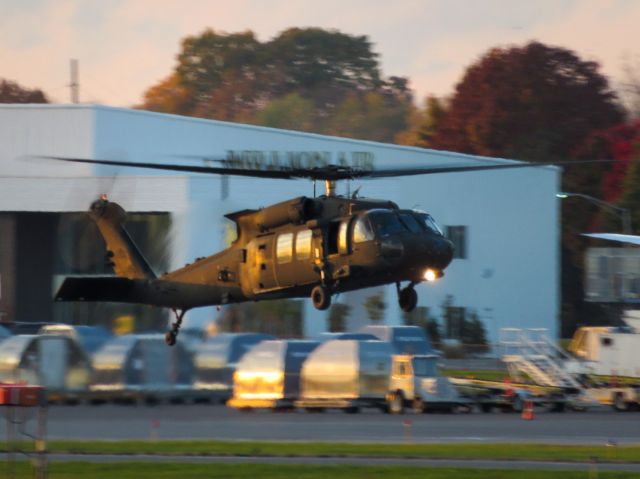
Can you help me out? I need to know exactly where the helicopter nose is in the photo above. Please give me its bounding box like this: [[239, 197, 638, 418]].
[[431, 237, 454, 270]]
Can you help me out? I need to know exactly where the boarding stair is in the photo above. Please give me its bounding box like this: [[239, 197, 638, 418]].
[[499, 328, 582, 389]]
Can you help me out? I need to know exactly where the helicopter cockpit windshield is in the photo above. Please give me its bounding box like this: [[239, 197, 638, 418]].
[[354, 210, 444, 241], [367, 210, 405, 236], [413, 211, 444, 236]]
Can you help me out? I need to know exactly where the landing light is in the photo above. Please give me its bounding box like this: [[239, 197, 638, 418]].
[[424, 269, 438, 282]]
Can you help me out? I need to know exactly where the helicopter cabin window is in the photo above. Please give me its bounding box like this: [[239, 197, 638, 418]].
[[296, 229, 312, 260], [353, 215, 374, 243], [338, 218, 351, 255], [327, 221, 340, 255], [276, 233, 293, 264], [445, 225, 467, 259]]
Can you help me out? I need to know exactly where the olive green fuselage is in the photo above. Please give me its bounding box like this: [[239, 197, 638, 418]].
[[55, 195, 454, 311]]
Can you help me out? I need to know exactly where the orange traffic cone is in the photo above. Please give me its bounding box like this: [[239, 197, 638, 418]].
[[521, 400, 535, 420]]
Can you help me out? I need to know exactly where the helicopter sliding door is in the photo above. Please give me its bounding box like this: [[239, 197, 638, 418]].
[[246, 234, 278, 292]]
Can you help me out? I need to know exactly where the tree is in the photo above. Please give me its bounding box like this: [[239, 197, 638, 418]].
[[430, 42, 625, 337], [396, 95, 448, 147], [460, 310, 489, 355], [364, 291, 386, 324], [618, 139, 640, 234], [326, 91, 411, 143], [176, 30, 262, 106], [556, 121, 640, 335], [402, 306, 442, 347], [433, 41, 624, 162], [265, 28, 381, 109], [0, 79, 48, 103], [254, 93, 316, 132], [139, 73, 191, 115], [139, 27, 412, 142], [327, 302, 351, 332], [218, 300, 303, 337]]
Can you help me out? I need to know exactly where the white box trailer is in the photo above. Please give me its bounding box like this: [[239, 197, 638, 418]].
[[569, 326, 640, 378], [297, 339, 468, 413], [567, 322, 640, 411]]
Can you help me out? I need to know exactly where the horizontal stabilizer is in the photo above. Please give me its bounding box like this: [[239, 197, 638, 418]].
[[55, 276, 138, 303]]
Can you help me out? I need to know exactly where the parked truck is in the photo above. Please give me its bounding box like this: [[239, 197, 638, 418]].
[[568, 325, 640, 379], [295, 339, 468, 413]]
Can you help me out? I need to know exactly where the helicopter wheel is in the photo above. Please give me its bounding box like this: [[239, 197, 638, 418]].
[[165, 330, 177, 346], [311, 285, 331, 310], [399, 286, 418, 312]]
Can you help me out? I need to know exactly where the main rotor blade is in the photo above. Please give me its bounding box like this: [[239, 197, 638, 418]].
[[583, 233, 640, 246], [42, 156, 615, 181], [361, 159, 616, 179], [43, 156, 298, 179]]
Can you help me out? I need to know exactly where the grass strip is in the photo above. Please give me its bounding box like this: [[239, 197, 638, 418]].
[[1, 462, 638, 479], [7, 441, 635, 463]]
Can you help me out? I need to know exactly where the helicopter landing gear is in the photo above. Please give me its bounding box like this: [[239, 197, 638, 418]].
[[165, 309, 187, 346], [311, 285, 331, 310], [398, 284, 418, 312]]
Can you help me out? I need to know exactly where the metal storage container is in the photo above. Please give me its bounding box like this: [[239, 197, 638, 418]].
[[38, 324, 112, 355], [193, 333, 273, 399], [229, 339, 319, 408], [301, 340, 393, 401], [91, 334, 194, 399], [316, 332, 379, 342], [0, 334, 91, 393], [360, 325, 432, 355]]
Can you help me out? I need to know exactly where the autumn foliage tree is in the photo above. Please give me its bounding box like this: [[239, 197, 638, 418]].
[[422, 42, 625, 336], [140, 28, 412, 142], [432, 42, 624, 161], [619, 138, 640, 234], [396, 95, 447, 147], [0, 79, 48, 103]]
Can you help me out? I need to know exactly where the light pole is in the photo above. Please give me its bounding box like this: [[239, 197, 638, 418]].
[[557, 192, 632, 234]]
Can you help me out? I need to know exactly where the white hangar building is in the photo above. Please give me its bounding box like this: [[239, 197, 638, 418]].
[[0, 104, 560, 343]]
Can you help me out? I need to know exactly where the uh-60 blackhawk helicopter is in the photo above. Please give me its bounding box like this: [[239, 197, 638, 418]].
[[51, 155, 595, 345]]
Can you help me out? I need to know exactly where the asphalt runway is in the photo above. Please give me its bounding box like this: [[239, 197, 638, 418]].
[[3, 404, 639, 445], [4, 454, 638, 472]]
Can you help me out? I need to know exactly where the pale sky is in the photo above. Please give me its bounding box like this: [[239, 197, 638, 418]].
[[1, 0, 639, 107]]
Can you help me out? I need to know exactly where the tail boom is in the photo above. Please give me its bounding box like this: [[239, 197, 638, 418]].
[[54, 276, 236, 310]]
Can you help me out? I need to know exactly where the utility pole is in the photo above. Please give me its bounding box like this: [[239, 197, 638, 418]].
[[69, 59, 79, 103]]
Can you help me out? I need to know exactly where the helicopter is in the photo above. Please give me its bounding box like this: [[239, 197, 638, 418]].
[[51, 156, 608, 345]]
